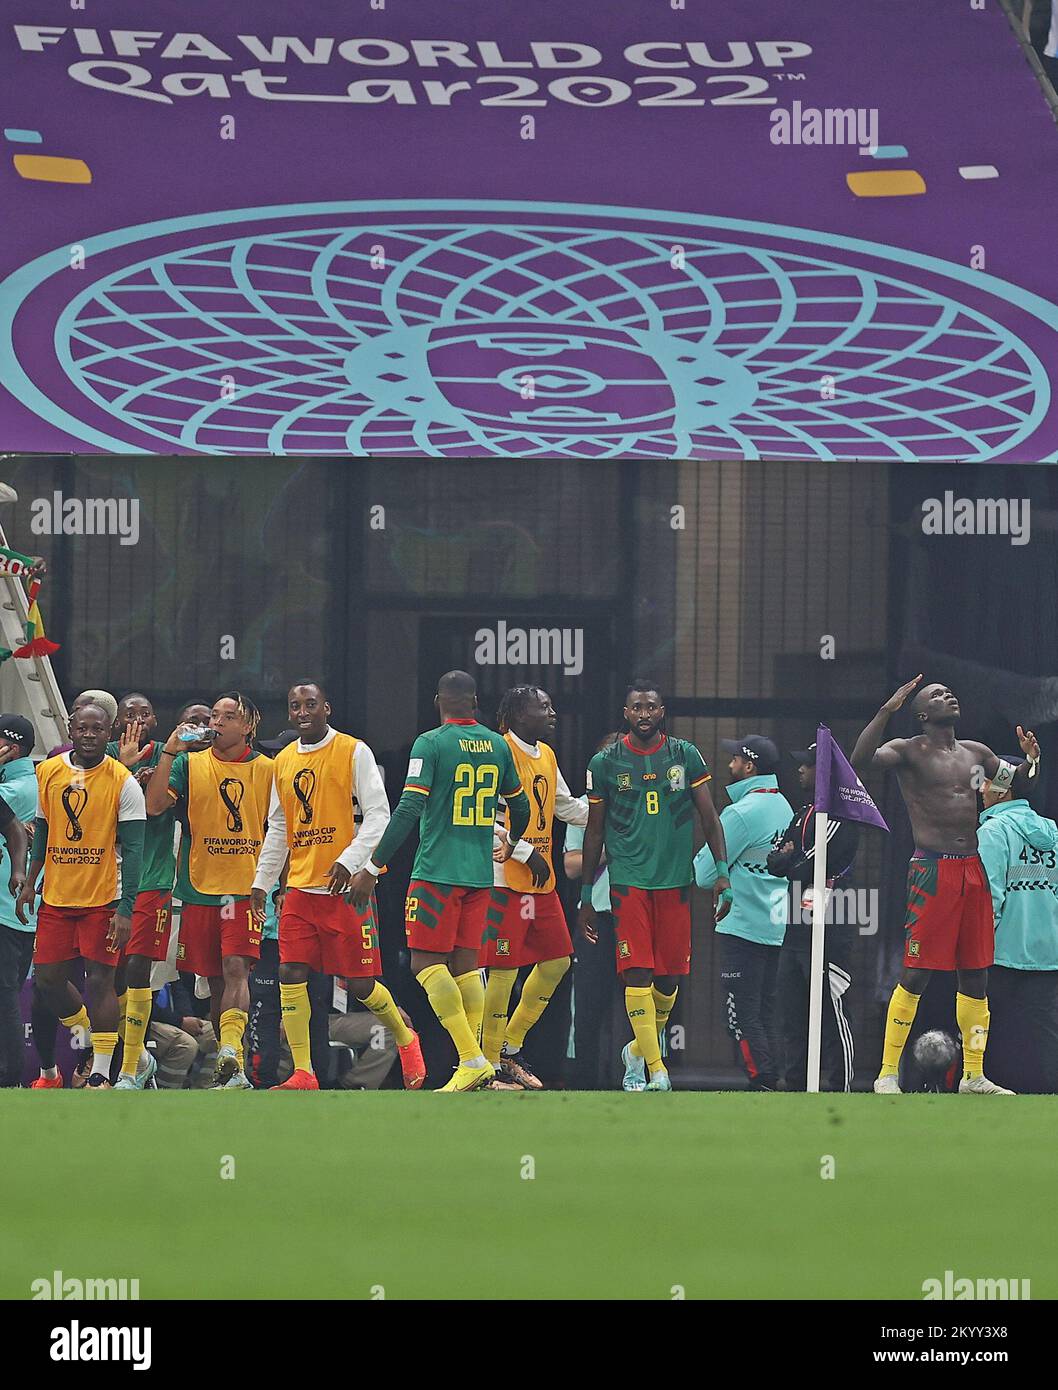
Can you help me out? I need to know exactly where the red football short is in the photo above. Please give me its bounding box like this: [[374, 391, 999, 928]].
[[279, 886, 381, 978], [610, 885, 692, 976], [177, 899, 261, 978], [903, 853, 994, 972], [125, 890, 174, 961], [34, 903, 120, 968], [481, 887, 573, 969], [405, 881, 490, 955]]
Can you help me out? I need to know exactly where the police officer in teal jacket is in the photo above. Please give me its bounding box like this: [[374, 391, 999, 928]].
[[976, 764, 1058, 1093], [695, 736, 793, 1090]]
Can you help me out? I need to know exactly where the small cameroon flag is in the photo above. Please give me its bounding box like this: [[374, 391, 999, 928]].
[[13, 590, 59, 659]]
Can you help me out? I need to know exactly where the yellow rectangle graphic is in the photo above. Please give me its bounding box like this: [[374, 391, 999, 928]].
[[14, 154, 92, 184], [846, 169, 926, 198]]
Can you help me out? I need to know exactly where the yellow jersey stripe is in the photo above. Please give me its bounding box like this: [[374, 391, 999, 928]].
[[404, 784, 430, 796]]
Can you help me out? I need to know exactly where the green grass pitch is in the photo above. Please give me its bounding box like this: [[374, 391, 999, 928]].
[[3, 1092, 1053, 1301]]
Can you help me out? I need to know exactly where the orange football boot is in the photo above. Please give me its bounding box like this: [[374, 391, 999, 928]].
[[270, 1070, 319, 1090], [398, 1031, 426, 1090]]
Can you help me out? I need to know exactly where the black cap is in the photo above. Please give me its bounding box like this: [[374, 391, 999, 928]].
[[0, 714, 34, 754], [257, 728, 299, 755], [721, 735, 780, 773], [790, 742, 817, 766]]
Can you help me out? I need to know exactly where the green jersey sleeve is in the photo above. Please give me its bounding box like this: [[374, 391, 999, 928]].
[[586, 751, 608, 803], [168, 751, 189, 803], [684, 742, 711, 788], [403, 734, 436, 797]]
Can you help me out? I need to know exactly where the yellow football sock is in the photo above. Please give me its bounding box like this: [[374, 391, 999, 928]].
[[454, 970, 485, 1048], [60, 1004, 91, 1036], [626, 986, 663, 1075], [116, 989, 128, 1035], [279, 984, 312, 1073], [631, 984, 679, 1058], [219, 1008, 248, 1070], [506, 957, 570, 1052], [482, 969, 518, 1065], [417, 964, 480, 1064], [957, 992, 989, 1079], [90, 1032, 118, 1077], [653, 985, 678, 1036], [879, 983, 920, 1077], [360, 981, 413, 1048], [120, 987, 153, 1077]]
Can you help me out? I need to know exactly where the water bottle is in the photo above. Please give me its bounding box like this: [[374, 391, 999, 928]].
[[178, 726, 217, 743]]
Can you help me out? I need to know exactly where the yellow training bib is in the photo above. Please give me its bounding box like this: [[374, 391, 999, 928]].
[[273, 732, 359, 889], [37, 754, 130, 907], [185, 749, 273, 897], [502, 736, 558, 894]]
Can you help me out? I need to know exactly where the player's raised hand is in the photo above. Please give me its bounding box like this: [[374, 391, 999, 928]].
[[326, 862, 353, 896], [577, 901, 599, 945], [108, 911, 132, 950], [1016, 726, 1040, 762], [882, 674, 923, 713], [117, 718, 149, 767]]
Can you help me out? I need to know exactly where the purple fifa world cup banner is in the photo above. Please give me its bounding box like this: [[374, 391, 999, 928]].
[[814, 726, 889, 831], [1, 0, 1057, 461]]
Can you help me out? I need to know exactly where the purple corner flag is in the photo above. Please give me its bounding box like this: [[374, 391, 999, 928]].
[[814, 726, 889, 832]]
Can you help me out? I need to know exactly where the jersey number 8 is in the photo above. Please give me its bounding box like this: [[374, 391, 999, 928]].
[[645, 790, 659, 815], [452, 763, 500, 826]]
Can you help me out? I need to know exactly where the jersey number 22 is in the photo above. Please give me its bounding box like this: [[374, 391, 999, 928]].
[[452, 763, 499, 826]]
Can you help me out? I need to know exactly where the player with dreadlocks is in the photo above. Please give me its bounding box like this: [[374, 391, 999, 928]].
[[145, 692, 273, 1088], [481, 685, 589, 1089]]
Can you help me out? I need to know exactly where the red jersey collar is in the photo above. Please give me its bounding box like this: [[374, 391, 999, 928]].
[[210, 743, 254, 764], [623, 731, 666, 757], [444, 717, 478, 726]]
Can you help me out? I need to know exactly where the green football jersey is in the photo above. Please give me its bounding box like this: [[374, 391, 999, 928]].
[[586, 734, 710, 889], [106, 739, 176, 894], [403, 719, 523, 888]]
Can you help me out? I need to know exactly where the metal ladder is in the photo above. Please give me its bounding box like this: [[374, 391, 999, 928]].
[[0, 492, 67, 754]]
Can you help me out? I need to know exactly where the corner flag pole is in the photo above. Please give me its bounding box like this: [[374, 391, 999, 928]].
[[805, 725, 888, 1094], [806, 723, 834, 1096], [806, 805, 829, 1095]]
